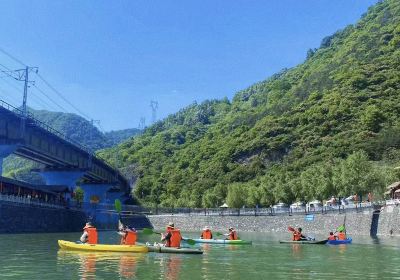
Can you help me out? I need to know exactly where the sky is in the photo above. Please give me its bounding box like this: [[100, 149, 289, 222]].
[[0, 0, 378, 131]]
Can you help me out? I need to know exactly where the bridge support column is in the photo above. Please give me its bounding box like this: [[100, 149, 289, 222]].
[[0, 145, 18, 176], [80, 184, 114, 204], [36, 170, 87, 203]]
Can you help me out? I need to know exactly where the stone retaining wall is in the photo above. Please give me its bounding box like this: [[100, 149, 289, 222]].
[[0, 201, 86, 233], [147, 208, 381, 236]]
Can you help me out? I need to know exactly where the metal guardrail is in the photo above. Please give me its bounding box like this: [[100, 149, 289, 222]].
[[132, 203, 378, 217], [0, 193, 70, 210]]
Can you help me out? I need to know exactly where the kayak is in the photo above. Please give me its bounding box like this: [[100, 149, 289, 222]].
[[327, 238, 352, 245], [147, 245, 203, 254], [58, 240, 148, 253], [279, 240, 328, 245], [184, 238, 252, 245]]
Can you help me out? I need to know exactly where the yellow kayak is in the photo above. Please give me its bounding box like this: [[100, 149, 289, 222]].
[[58, 240, 149, 253]]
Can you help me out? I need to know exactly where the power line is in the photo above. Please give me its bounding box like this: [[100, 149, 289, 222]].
[[0, 47, 26, 67], [32, 84, 69, 113], [36, 73, 92, 120]]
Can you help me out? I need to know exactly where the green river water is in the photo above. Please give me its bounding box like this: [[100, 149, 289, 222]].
[[1, 231, 400, 280]]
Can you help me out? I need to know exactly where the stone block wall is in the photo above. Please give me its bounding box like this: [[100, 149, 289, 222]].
[[148, 209, 376, 236], [0, 201, 86, 233]]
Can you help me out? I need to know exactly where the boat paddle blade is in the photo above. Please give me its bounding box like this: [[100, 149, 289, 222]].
[[114, 199, 122, 213], [337, 225, 345, 232], [288, 226, 295, 232], [186, 239, 196, 246], [142, 228, 154, 235]]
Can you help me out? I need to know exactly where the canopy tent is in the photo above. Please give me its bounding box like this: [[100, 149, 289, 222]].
[[219, 203, 229, 208], [386, 181, 400, 190]]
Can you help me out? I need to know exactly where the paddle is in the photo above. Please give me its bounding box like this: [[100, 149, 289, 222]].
[[114, 199, 124, 231], [142, 228, 196, 245]]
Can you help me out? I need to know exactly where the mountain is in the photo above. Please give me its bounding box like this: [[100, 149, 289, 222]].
[[98, 0, 400, 208], [2, 109, 141, 182]]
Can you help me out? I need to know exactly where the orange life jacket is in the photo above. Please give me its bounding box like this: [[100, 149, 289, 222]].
[[124, 231, 137, 245], [229, 230, 238, 240], [201, 230, 212, 239], [166, 229, 182, 247], [338, 232, 346, 240], [328, 235, 336, 241], [85, 227, 98, 244], [293, 232, 301, 241]]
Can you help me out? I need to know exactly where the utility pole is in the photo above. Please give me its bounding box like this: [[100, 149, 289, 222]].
[[12, 66, 38, 138], [138, 117, 146, 131], [150, 100, 158, 124]]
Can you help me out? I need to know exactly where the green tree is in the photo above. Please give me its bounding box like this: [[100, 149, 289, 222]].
[[226, 183, 247, 208]]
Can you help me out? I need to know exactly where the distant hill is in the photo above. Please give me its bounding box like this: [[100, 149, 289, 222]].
[[2, 109, 141, 183], [99, 0, 400, 208]]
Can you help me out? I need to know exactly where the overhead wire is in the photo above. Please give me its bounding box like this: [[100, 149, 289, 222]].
[[0, 46, 97, 126], [36, 73, 92, 120], [0, 47, 26, 67]]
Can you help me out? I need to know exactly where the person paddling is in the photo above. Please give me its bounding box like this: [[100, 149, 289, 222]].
[[118, 225, 138, 245], [200, 226, 213, 239], [328, 231, 337, 241], [161, 222, 182, 248], [80, 222, 98, 244], [292, 227, 307, 241], [225, 227, 238, 240]]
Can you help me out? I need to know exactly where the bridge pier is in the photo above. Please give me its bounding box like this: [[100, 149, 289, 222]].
[[0, 145, 18, 175], [36, 169, 86, 193], [80, 184, 115, 204]]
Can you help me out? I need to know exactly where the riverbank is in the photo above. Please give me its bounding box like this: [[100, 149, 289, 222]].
[[147, 205, 400, 237]]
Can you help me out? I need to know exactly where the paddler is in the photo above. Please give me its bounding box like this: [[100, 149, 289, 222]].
[[161, 222, 182, 248], [80, 222, 98, 244], [200, 226, 213, 239], [118, 225, 138, 245], [292, 227, 306, 241], [337, 230, 346, 240], [328, 232, 337, 241], [225, 227, 238, 240]]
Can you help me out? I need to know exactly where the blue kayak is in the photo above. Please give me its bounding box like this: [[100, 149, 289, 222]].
[[327, 238, 352, 245]]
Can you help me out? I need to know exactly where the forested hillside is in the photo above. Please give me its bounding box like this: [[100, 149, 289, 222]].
[[3, 109, 141, 182], [99, 0, 400, 208]]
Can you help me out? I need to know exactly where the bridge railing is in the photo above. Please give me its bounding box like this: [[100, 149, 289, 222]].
[[0, 99, 127, 184]]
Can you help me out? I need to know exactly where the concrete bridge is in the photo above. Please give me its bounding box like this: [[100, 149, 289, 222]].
[[0, 100, 129, 204]]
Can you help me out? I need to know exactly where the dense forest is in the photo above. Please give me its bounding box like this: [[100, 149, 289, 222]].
[[3, 108, 141, 182], [99, 0, 400, 208]]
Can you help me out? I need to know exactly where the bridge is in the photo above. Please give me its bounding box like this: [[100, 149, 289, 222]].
[[0, 99, 129, 204]]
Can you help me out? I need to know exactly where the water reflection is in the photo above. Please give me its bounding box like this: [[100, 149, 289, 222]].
[[57, 250, 144, 279], [159, 255, 182, 280]]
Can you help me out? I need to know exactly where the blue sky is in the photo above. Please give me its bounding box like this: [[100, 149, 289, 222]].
[[0, 0, 378, 131]]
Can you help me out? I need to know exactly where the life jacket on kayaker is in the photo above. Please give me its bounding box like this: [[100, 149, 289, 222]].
[[292, 228, 305, 241], [82, 223, 98, 244], [328, 232, 336, 241], [338, 231, 346, 240], [162, 222, 182, 247], [120, 227, 137, 245], [200, 227, 213, 239], [228, 227, 238, 240]]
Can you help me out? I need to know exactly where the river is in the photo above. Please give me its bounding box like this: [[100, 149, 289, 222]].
[[1, 231, 400, 279]]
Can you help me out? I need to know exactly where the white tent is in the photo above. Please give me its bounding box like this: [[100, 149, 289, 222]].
[[219, 203, 229, 208]]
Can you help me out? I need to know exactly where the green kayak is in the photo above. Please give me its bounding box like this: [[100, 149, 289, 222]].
[[184, 238, 252, 245], [147, 245, 203, 254], [279, 240, 328, 245]]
